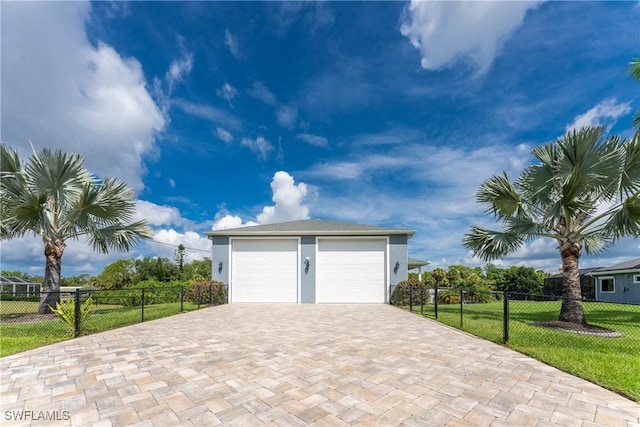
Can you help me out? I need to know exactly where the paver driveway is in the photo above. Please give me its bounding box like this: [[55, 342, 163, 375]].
[[1, 304, 639, 426]]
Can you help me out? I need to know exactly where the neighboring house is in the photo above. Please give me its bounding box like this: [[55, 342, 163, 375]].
[[590, 258, 640, 304], [205, 219, 415, 304], [543, 267, 600, 300], [0, 275, 41, 296]]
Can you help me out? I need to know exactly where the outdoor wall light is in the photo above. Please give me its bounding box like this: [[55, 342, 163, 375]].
[[304, 257, 310, 268], [394, 261, 400, 274], [218, 261, 223, 273]]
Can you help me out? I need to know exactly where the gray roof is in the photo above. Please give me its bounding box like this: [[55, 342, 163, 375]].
[[548, 267, 602, 279], [206, 219, 415, 237], [408, 258, 429, 270], [591, 258, 640, 275]]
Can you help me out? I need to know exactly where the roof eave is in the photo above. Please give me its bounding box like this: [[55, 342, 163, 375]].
[[589, 268, 640, 276], [206, 230, 415, 238]]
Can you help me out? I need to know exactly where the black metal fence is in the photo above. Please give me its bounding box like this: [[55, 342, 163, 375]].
[[1, 283, 228, 342], [390, 285, 640, 349]]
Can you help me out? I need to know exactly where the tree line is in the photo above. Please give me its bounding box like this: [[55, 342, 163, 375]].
[[410, 264, 548, 295]]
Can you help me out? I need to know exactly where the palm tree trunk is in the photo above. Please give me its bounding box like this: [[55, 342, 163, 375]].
[[39, 239, 65, 314], [558, 241, 586, 324]]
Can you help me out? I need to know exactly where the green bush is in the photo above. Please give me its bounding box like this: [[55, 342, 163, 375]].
[[49, 296, 95, 335], [0, 293, 40, 302], [390, 279, 428, 306], [437, 289, 460, 304], [186, 281, 226, 305]]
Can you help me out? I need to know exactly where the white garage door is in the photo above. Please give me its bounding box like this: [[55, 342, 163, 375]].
[[231, 239, 298, 303], [316, 239, 386, 303]]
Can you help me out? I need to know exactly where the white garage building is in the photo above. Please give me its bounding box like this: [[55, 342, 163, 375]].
[[205, 219, 415, 304]]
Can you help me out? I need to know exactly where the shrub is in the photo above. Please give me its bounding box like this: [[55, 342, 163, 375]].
[[390, 279, 428, 306], [186, 281, 227, 305], [49, 296, 95, 335], [437, 289, 460, 304], [0, 293, 40, 302]]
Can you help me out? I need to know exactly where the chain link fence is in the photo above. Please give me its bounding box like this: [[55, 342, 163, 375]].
[[390, 284, 640, 349], [1, 284, 227, 356]]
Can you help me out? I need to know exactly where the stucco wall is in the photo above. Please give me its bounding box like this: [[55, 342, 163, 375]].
[[596, 273, 640, 304], [211, 236, 230, 285], [210, 233, 410, 304]]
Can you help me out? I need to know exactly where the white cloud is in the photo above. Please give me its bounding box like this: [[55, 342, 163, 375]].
[[172, 99, 242, 130], [248, 81, 277, 106], [166, 49, 193, 94], [400, 0, 541, 75], [565, 98, 632, 133], [276, 105, 298, 129], [212, 214, 258, 231], [216, 82, 238, 106], [216, 127, 234, 144], [1, 1, 165, 191], [296, 133, 329, 148], [224, 29, 241, 59], [168, 178, 176, 189], [303, 162, 363, 180], [150, 229, 211, 262], [211, 171, 310, 230], [241, 136, 274, 160], [134, 200, 189, 228], [257, 172, 310, 224]]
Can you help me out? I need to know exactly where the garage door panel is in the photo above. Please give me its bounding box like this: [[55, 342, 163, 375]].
[[316, 239, 386, 303], [231, 239, 298, 303]]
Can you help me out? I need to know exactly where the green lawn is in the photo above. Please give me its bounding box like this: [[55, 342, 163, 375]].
[[412, 300, 640, 401], [0, 301, 202, 357]]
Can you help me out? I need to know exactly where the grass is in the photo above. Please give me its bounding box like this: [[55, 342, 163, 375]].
[[411, 300, 640, 401], [0, 301, 202, 357]]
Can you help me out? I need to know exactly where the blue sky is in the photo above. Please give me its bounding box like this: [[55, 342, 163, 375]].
[[2, 1, 639, 277]]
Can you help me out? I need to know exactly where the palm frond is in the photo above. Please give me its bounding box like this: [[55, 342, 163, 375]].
[[87, 220, 153, 254], [629, 58, 640, 81], [581, 233, 612, 255], [463, 226, 525, 261], [602, 195, 640, 239], [618, 132, 640, 197], [24, 147, 90, 206], [476, 172, 523, 219]]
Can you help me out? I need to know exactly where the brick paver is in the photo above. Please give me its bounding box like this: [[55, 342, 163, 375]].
[[1, 304, 638, 426]]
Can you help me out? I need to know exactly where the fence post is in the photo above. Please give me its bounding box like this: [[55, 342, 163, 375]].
[[459, 289, 464, 327], [197, 287, 201, 310], [503, 291, 509, 343], [434, 285, 438, 319], [409, 285, 413, 313], [74, 289, 81, 338], [209, 284, 213, 306], [420, 286, 424, 315], [180, 286, 184, 312], [141, 288, 145, 322]]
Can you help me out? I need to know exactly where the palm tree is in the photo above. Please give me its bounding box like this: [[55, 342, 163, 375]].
[[1, 144, 152, 313], [463, 126, 640, 324], [629, 58, 640, 129]]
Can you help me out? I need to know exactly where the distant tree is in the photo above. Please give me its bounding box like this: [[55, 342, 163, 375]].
[[60, 273, 93, 287], [0, 145, 151, 312], [464, 127, 640, 324], [134, 257, 178, 282], [431, 268, 449, 287], [483, 263, 505, 289], [499, 266, 544, 297], [174, 244, 186, 271], [95, 259, 136, 289], [182, 258, 212, 281]]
